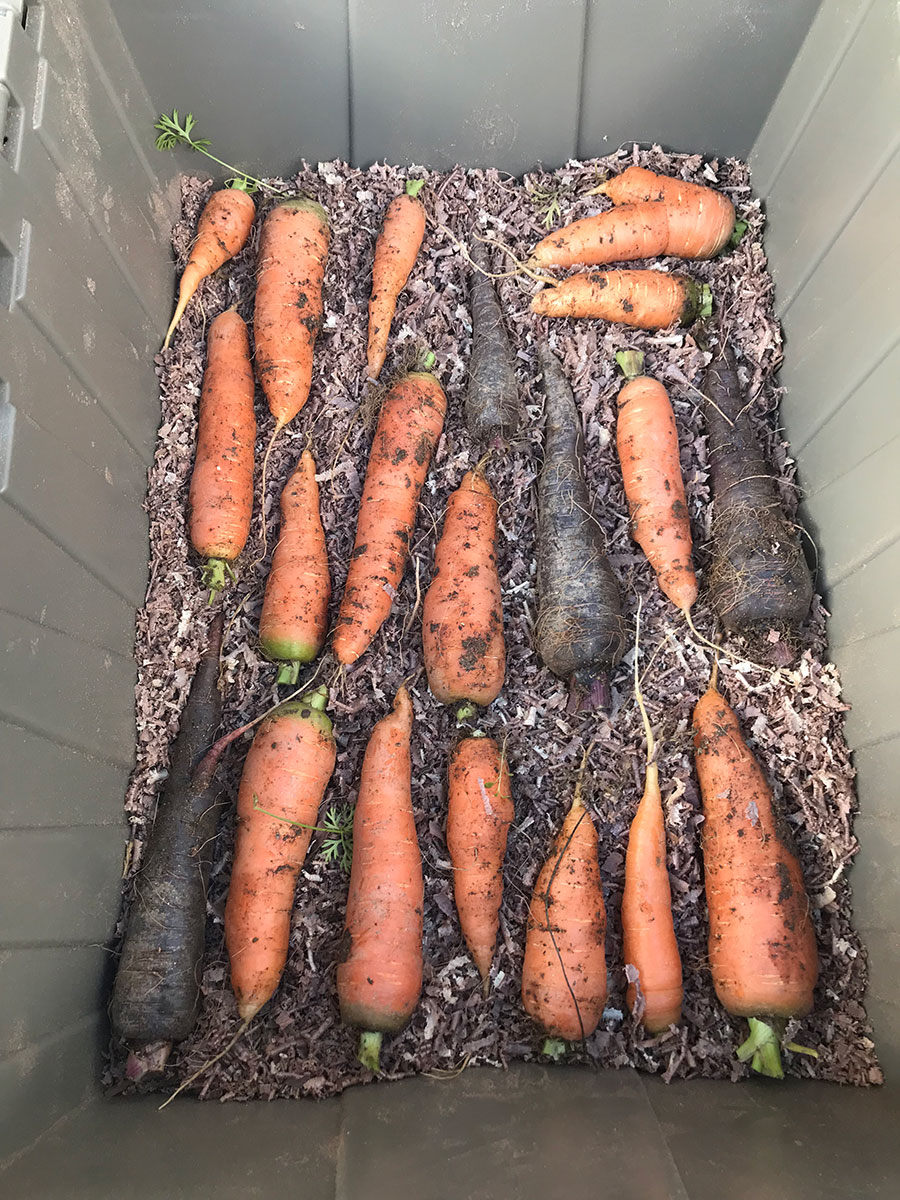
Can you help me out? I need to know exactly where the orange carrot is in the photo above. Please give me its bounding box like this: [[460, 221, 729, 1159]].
[[422, 467, 505, 715], [337, 686, 423, 1071], [224, 687, 337, 1022], [621, 605, 682, 1033], [334, 371, 447, 665], [163, 187, 255, 349], [447, 736, 513, 991], [367, 179, 426, 381], [531, 270, 711, 329], [615, 350, 697, 611], [533, 202, 670, 268], [522, 758, 607, 1042], [693, 671, 819, 1077], [188, 309, 256, 598], [258, 450, 330, 684], [593, 165, 736, 259], [254, 198, 330, 431]]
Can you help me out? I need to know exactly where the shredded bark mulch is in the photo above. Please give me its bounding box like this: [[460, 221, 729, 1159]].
[[108, 146, 881, 1099]]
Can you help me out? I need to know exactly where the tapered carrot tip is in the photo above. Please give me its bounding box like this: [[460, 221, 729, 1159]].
[[358, 1030, 382, 1073]]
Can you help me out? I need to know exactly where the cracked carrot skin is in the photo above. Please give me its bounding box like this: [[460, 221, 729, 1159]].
[[531, 269, 710, 330], [522, 786, 607, 1041], [258, 450, 330, 677], [338, 687, 423, 1064], [254, 198, 330, 430], [422, 468, 506, 708], [367, 180, 426, 380], [447, 736, 513, 986], [334, 371, 447, 665], [597, 165, 736, 259], [224, 688, 336, 1022], [188, 309, 256, 593]]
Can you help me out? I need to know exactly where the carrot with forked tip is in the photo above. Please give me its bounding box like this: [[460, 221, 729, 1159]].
[[367, 179, 427, 381]]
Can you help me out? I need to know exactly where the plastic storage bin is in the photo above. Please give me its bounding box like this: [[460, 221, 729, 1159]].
[[0, 0, 897, 1195]]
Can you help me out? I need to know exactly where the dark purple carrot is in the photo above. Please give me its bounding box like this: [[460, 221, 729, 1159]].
[[702, 341, 813, 661], [534, 340, 626, 710], [466, 236, 521, 445], [110, 614, 225, 1079]]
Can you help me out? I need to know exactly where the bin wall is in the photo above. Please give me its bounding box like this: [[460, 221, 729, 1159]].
[[750, 0, 900, 1080]]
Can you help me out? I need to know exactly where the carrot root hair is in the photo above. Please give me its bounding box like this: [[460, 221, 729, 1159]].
[[158, 1018, 250, 1110]]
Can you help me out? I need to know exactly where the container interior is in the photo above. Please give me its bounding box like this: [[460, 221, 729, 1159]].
[[1, 0, 897, 1193]]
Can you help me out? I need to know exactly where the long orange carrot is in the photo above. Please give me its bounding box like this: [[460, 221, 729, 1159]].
[[531, 270, 711, 329], [334, 371, 447, 665], [254, 198, 330, 431], [615, 350, 697, 612], [532, 202, 670, 268], [693, 671, 819, 1077], [224, 687, 337, 1022], [422, 467, 505, 715], [621, 604, 682, 1033], [593, 165, 736, 259], [522, 757, 607, 1043], [447, 736, 513, 991], [258, 450, 330, 684], [367, 179, 426, 381], [188, 309, 256, 598], [163, 187, 255, 349], [337, 686, 423, 1071]]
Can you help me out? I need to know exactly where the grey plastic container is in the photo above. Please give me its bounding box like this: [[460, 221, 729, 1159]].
[[1, 0, 898, 1194]]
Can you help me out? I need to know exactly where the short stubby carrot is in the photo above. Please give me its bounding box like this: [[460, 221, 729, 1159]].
[[531, 269, 711, 329], [188, 309, 256, 598], [594, 165, 735, 259], [693, 677, 819, 1077], [522, 772, 607, 1042], [615, 350, 697, 611], [367, 179, 426, 381], [258, 450, 330, 684], [254, 197, 330, 431], [447, 736, 514, 991], [334, 371, 447, 665], [163, 186, 255, 349], [224, 688, 337, 1022], [337, 686, 423, 1071], [422, 468, 506, 713]]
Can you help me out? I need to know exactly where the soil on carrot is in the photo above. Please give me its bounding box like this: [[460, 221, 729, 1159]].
[[107, 147, 881, 1099]]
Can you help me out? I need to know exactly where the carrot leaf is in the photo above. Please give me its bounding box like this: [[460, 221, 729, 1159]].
[[153, 109, 283, 195], [320, 804, 354, 874], [405, 178, 426, 199], [729, 219, 748, 248], [541, 1037, 568, 1061], [737, 1017, 784, 1079]]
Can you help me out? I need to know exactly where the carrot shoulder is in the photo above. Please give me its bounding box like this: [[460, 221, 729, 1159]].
[[693, 679, 818, 1077], [254, 197, 330, 431], [422, 467, 506, 712], [334, 371, 447, 665], [224, 688, 336, 1022], [337, 686, 423, 1071], [188, 309, 256, 598], [258, 450, 331, 684], [531, 270, 711, 330], [615, 350, 697, 612], [447, 736, 513, 990], [367, 179, 426, 381]]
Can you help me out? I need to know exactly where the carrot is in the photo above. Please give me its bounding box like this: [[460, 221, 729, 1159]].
[[422, 467, 505, 715], [693, 671, 819, 1077], [333, 371, 447, 665], [163, 186, 255, 349], [621, 603, 682, 1033], [447, 735, 513, 992], [522, 753, 607, 1043], [224, 686, 336, 1022], [531, 269, 711, 329], [367, 179, 426, 381], [188, 309, 256, 599], [535, 341, 626, 710], [593, 165, 736, 260], [111, 614, 224, 1080], [615, 350, 697, 612], [254, 197, 330, 431], [465, 236, 521, 444], [258, 450, 330, 684], [702, 341, 813, 660], [533, 202, 669, 268], [337, 686, 423, 1071]]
